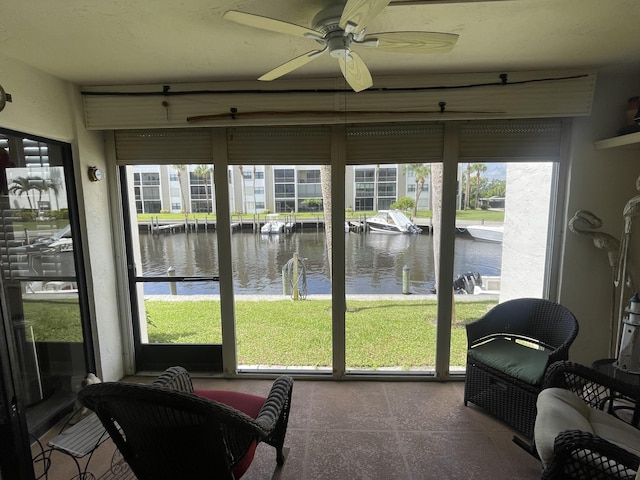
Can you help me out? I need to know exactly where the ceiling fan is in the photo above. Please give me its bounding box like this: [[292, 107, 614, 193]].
[[223, 0, 459, 92]]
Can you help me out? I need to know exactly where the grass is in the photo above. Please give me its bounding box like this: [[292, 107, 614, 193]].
[[23, 298, 83, 342], [28, 297, 494, 370], [137, 209, 504, 223]]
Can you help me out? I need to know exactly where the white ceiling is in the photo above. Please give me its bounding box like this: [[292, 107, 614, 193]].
[[2, 0, 639, 87]]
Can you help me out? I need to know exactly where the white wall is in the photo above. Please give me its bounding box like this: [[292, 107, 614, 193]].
[[0, 55, 125, 381], [0, 57, 75, 142], [560, 67, 640, 365], [500, 163, 552, 302]]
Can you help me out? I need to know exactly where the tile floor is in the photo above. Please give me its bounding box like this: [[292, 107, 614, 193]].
[[237, 378, 542, 480], [34, 377, 544, 479]]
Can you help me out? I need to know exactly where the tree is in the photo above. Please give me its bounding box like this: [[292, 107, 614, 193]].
[[464, 163, 472, 210], [193, 165, 212, 213], [471, 163, 487, 209], [405, 163, 430, 218], [172, 165, 189, 214], [238, 166, 246, 214], [8, 176, 38, 210], [47, 175, 62, 211], [430, 163, 457, 325], [391, 196, 414, 211], [485, 178, 506, 198], [301, 198, 322, 212], [430, 163, 443, 291], [320, 165, 332, 279]]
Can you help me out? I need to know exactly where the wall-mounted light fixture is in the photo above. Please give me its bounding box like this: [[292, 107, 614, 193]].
[[0, 84, 12, 112], [87, 166, 104, 182]]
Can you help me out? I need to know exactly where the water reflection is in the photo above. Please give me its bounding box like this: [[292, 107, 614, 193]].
[[139, 231, 502, 296]]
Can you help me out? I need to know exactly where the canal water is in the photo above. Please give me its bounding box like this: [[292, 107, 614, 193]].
[[139, 230, 502, 295]]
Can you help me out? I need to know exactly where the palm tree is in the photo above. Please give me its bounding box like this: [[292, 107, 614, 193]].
[[465, 163, 472, 210], [8, 176, 37, 210], [33, 179, 47, 210], [193, 165, 212, 213], [48, 172, 63, 210], [238, 166, 246, 214], [320, 165, 332, 279], [172, 165, 189, 214], [471, 163, 488, 208], [430, 163, 443, 291], [405, 164, 430, 218]]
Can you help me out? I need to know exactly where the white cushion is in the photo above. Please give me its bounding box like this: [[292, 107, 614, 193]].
[[535, 388, 594, 466], [535, 387, 640, 468]]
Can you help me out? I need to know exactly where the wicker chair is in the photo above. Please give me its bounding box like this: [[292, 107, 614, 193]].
[[78, 367, 294, 480], [535, 361, 640, 479], [463, 298, 579, 439]]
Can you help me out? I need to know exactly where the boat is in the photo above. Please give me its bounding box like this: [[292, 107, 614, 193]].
[[465, 225, 504, 244], [261, 214, 286, 234], [366, 210, 422, 234], [453, 271, 501, 295]]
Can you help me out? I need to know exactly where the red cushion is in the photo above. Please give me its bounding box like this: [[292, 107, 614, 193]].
[[194, 390, 266, 478]]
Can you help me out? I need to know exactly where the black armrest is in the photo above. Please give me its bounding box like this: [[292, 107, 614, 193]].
[[256, 375, 294, 432], [543, 361, 640, 415], [152, 366, 194, 393], [542, 429, 639, 480]]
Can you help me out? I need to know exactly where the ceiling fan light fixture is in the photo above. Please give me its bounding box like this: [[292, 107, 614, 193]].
[[328, 34, 352, 59]]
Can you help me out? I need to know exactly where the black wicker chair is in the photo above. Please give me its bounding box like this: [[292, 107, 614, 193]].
[[535, 361, 640, 480], [78, 367, 293, 480], [463, 298, 579, 439]]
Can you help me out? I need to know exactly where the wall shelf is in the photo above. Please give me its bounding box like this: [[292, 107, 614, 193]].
[[594, 131, 640, 150]]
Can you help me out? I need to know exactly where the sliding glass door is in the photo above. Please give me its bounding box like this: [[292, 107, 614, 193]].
[[0, 128, 91, 477], [116, 120, 568, 377]]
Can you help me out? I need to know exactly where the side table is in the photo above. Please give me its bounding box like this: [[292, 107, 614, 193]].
[[592, 358, 640, 427], [32, 411, 134, 480]]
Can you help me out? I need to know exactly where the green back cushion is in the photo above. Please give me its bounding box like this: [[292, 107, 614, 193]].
[[468, 338, 551, 385]]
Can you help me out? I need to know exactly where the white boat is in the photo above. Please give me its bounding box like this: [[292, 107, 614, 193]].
[[366, 210, 422, 234], [453, 272, 501, 295], [465, 225, 504, 243], [261, 214, 285, 234]]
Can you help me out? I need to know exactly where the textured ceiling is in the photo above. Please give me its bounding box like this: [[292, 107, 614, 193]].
[[1, 0, 639, 87]]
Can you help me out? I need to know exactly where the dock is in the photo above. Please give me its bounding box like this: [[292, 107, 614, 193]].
[[138, 215, 500, 237]]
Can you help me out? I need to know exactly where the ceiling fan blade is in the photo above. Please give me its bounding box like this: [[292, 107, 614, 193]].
[[223, 10, 323, 40], [338, 51, 373, 92], [258, 49, 327, 81], [340, 0, 392, 33], [362, 31, 458, 53]]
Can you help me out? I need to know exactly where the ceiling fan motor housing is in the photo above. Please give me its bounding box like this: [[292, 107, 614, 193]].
[[327, 32, 352, 59], [312, 4, 345, 34]]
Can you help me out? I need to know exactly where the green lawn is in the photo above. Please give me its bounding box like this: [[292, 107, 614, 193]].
[[24, 297, 493, 370], [137, 209, 504, 223], [23, 298, 83, 342]]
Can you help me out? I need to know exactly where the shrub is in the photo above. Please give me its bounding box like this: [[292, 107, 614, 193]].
[[19, 209, 36, 221], [391, 196, 415, 211]]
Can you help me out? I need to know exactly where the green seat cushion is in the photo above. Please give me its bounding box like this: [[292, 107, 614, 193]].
[[468, 338, 551, 385]]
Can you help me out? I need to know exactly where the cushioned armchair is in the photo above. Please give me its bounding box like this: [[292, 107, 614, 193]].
[[78, 366, 294, 480], [464, 298, 579, 438], [535, 361, 640, 480]]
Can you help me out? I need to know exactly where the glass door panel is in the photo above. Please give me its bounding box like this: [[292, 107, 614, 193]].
[[0, 133, 88, 439], [345, 162, 440, 373], [231, 164, 332, 372], [122, 164, 222, 371], [450, 161, 555, 373]]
